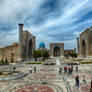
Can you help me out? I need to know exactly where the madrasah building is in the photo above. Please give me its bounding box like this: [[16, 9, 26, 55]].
[[0, 24, 76, 63], [77, 26, 92, 59]]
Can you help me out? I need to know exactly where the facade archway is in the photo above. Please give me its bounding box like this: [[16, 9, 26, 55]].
[[28, 39, 33, 59], [54, 47, 60, 57], [81, 40, 86, 57]]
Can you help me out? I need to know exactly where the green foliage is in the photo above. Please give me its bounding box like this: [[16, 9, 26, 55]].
[[33, 50, 42, 61], [80, 61, 92, 64], [68, 53, 78, 58], [64, 54, 69, 59], [42, 51, 50, 61], [26, 62, 42, 64]]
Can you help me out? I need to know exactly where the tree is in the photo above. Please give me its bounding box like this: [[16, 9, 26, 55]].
[[33, 50, 42, 61], [68, 53, 78, 58], [42, 51, 50, 61], [65, 54, 69, 59]]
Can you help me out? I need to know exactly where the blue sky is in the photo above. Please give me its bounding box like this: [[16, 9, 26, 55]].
[[0, 0, 92, 49]]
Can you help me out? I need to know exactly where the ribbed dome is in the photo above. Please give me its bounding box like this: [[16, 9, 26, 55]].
[[39, 42, 45, 48]]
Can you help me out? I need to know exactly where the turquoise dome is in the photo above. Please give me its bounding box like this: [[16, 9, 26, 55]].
[[39, 42, 45, 48]]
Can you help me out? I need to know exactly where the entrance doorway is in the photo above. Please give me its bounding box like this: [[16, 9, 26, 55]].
[[81, 40, 86, 57], [54, 47, 60, 57], [28, 39, 33, 59]]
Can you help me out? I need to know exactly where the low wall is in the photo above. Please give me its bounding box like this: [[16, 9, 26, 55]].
[[0, 72, 28, 81]]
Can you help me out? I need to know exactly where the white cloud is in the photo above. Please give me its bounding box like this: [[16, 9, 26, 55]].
[[0, 0, 92, 49]]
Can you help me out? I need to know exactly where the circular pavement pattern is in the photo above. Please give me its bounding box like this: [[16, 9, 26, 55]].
[[15, 85, 54, 92], [80, 84, 91, 92]]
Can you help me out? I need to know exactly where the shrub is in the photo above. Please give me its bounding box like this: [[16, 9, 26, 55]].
[[26, 62, 42, 64], [33, 50, 42, 61], [42, 51, 50, 61], [80, 61, 92, 64]]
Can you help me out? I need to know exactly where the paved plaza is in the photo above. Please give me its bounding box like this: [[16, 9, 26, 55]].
[[0, 58, 92, 92]]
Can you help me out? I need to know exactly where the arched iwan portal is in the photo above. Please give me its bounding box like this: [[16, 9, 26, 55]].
[[81, 40, 86, 57], [28, 39, 33, 59], [54, 47, 60, 57]]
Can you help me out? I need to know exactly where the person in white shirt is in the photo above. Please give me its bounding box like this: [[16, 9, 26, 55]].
[[29, 67, 32, 73]]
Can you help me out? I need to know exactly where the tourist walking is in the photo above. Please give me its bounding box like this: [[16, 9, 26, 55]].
[[82, 75, 86, 84], [59, 69, 61, 74], [60, 67, 62, 72], [75, 75, 80, 87], [13, 67, 16, 71], [71, 66, 73, 73], [64, 66, 67, 74], [29, 67, 32, 73], [34, 66, 36, 73], [76, 66, 78, 72], [68, 67, 70, 75], [68, 67, 72, 75], [59, 66, 62, 74]]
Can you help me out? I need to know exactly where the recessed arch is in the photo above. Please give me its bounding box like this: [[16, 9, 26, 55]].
[[54, 46, 60, 57], [28, 39, 33, 59], [81, 40, 86, 57]]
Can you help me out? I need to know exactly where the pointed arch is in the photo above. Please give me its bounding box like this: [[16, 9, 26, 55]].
[[81, 40, 86, 57]]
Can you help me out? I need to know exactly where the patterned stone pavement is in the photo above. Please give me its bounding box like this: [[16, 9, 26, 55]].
[[0, 58, 92, 92]]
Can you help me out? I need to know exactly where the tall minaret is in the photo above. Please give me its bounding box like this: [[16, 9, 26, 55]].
[[18, 23, 24, 61]]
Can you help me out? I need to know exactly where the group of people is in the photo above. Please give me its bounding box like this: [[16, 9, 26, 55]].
[[59, 65, 78, 75], [29, 66, 36, 73], [75, 75, 88, 87], [58, 65, 92, 89], [63, 66, 78, 75], [75, 75, 92, 92]]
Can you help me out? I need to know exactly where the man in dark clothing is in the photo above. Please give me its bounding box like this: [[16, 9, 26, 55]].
[[64, 66, 66, 73], [13, 67, 16, 71], [59, 69, 61, 74], [59, 66, 62, 74], [75, 75, 80, 87], [65, 66, 67, 73], [34, 66, 36, 73], [60, 67, 62, 72], [71, 66, 73, 73], [76, 66, 78, 72], [68, 67, 70, 75]]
